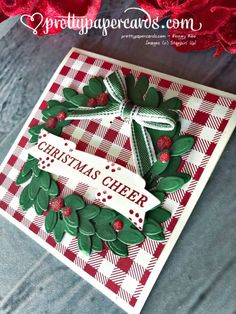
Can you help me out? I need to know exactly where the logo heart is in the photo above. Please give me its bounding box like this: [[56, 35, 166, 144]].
[[20, 13, 44, 35]]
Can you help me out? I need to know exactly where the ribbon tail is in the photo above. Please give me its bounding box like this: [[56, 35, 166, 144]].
[[130, 121, 157, 177], [66, 103, 120, 120]]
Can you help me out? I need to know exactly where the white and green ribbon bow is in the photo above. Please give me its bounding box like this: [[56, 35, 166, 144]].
[[68, 71, 178, 176]]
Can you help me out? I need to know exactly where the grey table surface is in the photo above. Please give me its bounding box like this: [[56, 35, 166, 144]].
[[0, 2, 236, 314]]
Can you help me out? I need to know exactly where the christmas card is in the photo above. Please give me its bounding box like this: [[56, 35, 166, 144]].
[[0, 48, 235, 314]]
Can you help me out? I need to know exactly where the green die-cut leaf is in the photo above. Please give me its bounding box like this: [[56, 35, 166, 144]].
[[47, 100, 61, 108], [48, 180, 59, 197], [48, 105, 68, 116], [45, 210, 58, 233], [63, 210, 79, 228], [161, 156, 182, 177], [147, 207, 171, 223], [170, 136, 195, 156], [16, 170, 32, 185], [106, 240, 128, 257], [79, 217, 95, 236], [83, 85, 95, 98], [147, 232, 165, 241], [135, 76, 149, 96], [54, 219, 65, 243], [29, 124, 44, 136], [21, 160, 34, 176], [93, 208, 117, 224], [64, 194, 85, 210], [65, 224, 78, 236], [41, 109, 51, 120], [97, 77, 106, 92], [62, 101, 78, 110], [118, 229, 145, 245], [21, 197, 33, 212], [157, 176, 185, 193], [160, 97, 182, 111], [44, 125, 62, 136], [91, 234, 103, 252], [78, 233, 92, 256], [143, 218, 163, 235], [57, 120, 70, 128], [28, 176, 40, 200], [126, 73, 135, 93], [151, 191, 166, 204], [69, 94, 89, 107], [39, 171, 51, 191], [129, 88, 143, 104], [89, 78, 103, 95], [36, 188, 49, 211], [34, 201, 43, 215], [177, 173, 191, 184], [148, 121, 180, 143], [80, 205, 100, 220], [32, 163, 41, 177], [150, 154, 170, 176], [96, 224, 116, 241], [63, 88, 78, 101], [20, 185, 30, 207], [144, 87, 160, 108]]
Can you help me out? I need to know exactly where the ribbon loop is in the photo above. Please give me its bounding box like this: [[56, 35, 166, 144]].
[[68, 71, 179, 177]]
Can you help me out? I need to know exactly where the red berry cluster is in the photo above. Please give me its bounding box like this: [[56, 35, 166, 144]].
[[87, 92, 109, 108], [50, 196, 72, 217], [45, 112, 67, 129]]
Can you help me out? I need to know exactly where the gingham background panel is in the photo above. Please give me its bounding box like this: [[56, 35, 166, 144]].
[[0, 51, 235, 309]]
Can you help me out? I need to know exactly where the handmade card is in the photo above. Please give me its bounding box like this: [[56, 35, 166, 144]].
[[0, 48, 235, 314]]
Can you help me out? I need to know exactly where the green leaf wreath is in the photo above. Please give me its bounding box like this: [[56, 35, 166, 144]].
[[16, 74, 194, 257]]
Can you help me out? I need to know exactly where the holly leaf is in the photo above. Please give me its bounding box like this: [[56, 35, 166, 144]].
[[78, 217, 95, 236], [54, 219, 65, 242], [147, 207, 171, 223], [36, 189, 49, 211], [80, 205, 100, 220], [149, 154, 170, 176], [28, 176, 40, 200], [160, 97, 182, 111], [65, 224, 78, 236], [170, 136, 195, 156], [91, 234, 103, 252], [144, 87, 160, 108], [157, 176, 185, 193], [135, 76, 149, 96], [69, 94, 89, 107], [45, 210, 58, 233], [147, 232, 165, 241], [47, 100, 61, 108], [78, 233, 92, 256], [48, 180, 59, 197], [39, 171, 51, 191], [64, 194, 85, 210], [29, 124, 44, 136], [106, 240, 128, 257], [48, 105, 68, 116], [96, 224, 116, 241], [63, 88, 78, 101], [16, 170, 32, 185], [19, 185, 30, 207], [143, 218, 163, 236], [93, 208, 117, 225], [89, 78, 103, 95], [151, 191, 166, 204], [118, 229, 145, 245], [63, 210, 79, 228], [161, 156, 182, 177]]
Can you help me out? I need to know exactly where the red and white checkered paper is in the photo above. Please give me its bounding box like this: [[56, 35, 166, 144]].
[[0, 48, 235, 313]]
